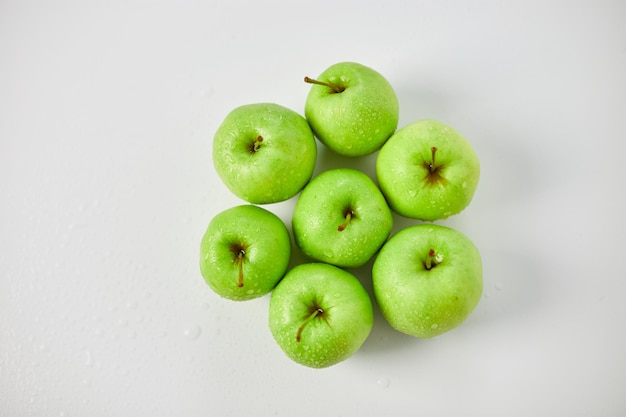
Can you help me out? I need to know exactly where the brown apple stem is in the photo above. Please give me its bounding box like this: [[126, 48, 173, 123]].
[[303, 76, 344, 93], [253, 136, 263, 152], [425, 248, 438, 270], [337, 211, 353, 232], [236, 250, 245, 287], [429, 147, 438, 173], [296, 308, 323, 342]]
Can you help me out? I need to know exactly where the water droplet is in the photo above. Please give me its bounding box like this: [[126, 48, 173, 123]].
[[431, 323, 439, 330], [84, 350, 93, 367], [200, 87, 214, 97], [183, 324, 201, 340], [495, 282, 504, 291], [377, 377, 390, 389]]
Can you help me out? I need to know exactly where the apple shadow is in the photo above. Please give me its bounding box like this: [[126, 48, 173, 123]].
[[468, 244, 548, 330], [312, 140, 378, 180]]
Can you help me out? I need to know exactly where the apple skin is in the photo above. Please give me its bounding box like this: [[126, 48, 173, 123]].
[[376, 119, 480, 221], [269, 263, 374, 368], [292, 168, 393, 268], [212, 103, 317, 204], [199, 205, 291, 301], [304, 62, 399, 157], [372, 224, 482, 338]]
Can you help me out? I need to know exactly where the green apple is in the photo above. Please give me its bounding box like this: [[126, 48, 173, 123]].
[[199, 205, 291, 301], [304, 62, 399, 157], [212, 103, 317, 204], [269, 263, 373, 368], [376, 119, 480, 221], [372, 224, 482, 338], [292, 168, 393, 268]]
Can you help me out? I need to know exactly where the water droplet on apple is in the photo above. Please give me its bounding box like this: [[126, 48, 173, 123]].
[[462, 181, 468, 189], [408, 189, 416, 197], [430, 323, 439, 330], [377, 377, 390, 389], [183, 324, 201, 340]]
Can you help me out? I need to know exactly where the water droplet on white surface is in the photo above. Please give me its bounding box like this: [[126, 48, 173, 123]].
[[200, 87, 214, 97], [183, 324, 201, 340], [377, 377, 390, 389], [84, 350, 93, 367], [495, 282, 504, 291]]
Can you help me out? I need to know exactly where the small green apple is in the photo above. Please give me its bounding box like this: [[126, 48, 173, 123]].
[[372, 224, 483, 338], [292, 168, 393, 268], [212, 103, 317, 204], [199, 205, 291, 301], [376, 119, 480, 221], [269, 263, 373, 368], [304, 62, 399, 157]]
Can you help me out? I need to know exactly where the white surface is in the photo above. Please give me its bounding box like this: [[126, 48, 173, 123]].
[[1, 1, 625, 416]]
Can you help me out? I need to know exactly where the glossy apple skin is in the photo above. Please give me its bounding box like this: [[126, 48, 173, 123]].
[[376, 119, 480, 221], [213, 103, 317, 204], [292, 168, 393, 268], [304, 62, 399, 157], [372, 224, 482, 338], [199, 205, 291, 301], [269, 263, 373, 368]]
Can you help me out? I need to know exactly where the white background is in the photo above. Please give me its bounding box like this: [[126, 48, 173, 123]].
[[2, 1, 625, 416]]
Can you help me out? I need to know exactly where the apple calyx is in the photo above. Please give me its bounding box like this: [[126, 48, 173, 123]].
[[337, 208, 355, 232], [304, 76, 345, 94], [424, 248, 442, 270], [296, 304, 327, 342], [422, 146, 447, 186], [249, 135, 263, 153], [230, 243, 248, 287]]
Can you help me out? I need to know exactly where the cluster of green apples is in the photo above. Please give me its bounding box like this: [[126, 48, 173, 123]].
[[200, 62, 483, 369]]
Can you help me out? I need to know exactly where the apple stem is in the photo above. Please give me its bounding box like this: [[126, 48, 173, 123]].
[[304, 76, 345, 93], [236, 250, 245, 287], [252, 136, 263, 153], [429, 147, 438, 173], [296, 308, 323, 342], [425, 248, 438, 270], [337, 210, 353, 232]]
